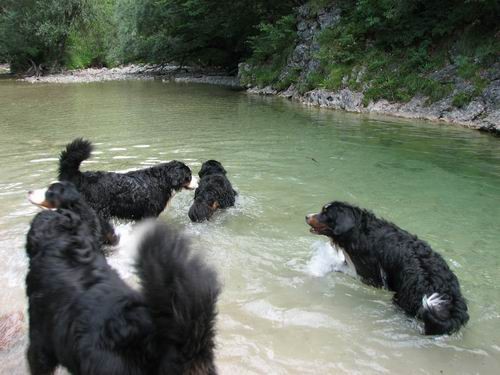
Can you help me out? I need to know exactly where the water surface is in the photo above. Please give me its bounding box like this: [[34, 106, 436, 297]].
[[0, 79, 499, 374]]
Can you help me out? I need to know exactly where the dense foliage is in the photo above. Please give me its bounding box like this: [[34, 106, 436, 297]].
[[0, 0, 99, 73], [132, 0, 298, 69], [1, 0, 498, 108], [0, 0, 298, 73], [245, 0, 500, 105]]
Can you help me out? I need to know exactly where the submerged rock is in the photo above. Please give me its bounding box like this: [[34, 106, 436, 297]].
[[0, 311, 24, 351]]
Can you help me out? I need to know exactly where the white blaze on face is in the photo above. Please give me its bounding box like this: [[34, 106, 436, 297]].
[[187, 176, 199, 189], [28, 188, 48, 207]]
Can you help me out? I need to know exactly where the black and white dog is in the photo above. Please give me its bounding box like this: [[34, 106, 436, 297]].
[[188, 160, 237, 222], [58, 138, 198, 244], [306, 201, 469, 335], [28, 181, 106, 248], [26, 181, 220, 374]]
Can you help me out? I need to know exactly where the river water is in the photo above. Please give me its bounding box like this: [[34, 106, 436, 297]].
[[0, 79, 499, 374]]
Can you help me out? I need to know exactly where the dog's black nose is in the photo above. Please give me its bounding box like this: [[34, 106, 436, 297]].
[[28, 190, 33, 195]]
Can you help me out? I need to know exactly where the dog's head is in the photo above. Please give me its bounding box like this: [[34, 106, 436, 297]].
[[306, 201, 357, 239], [26, 207, 96, 264], [26, 182, 98, 262], [188, 191, 220, 223], [165, 161, 198, 191], [198, 160, 226, 178], [28, 181, 81, 210]]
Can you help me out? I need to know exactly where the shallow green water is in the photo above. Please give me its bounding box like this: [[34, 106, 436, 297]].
[[0, 79, 499, 374]]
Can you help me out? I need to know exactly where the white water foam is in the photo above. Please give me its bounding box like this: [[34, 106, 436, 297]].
[[106, 220, 157, 284], [306, 240, 355, 277], [29, 158, 58, 163], [112, 155, 138, 160]]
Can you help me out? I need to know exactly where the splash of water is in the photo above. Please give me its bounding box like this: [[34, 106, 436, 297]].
[[306, 240, 354, 277]]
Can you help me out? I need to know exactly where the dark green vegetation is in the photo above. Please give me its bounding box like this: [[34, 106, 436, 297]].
[[0, 0, 298, 74], [0, 0, 116, 73], [1, 0, 498, 107], [243, 0, 499, 106]]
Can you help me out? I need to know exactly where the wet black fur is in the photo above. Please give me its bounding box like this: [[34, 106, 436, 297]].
[[188, 160, 237, 222], [26, 209, 220, 375], [58, 139, 194, 241], [33, 181, 110, 249], [307, 201, 469, 335]]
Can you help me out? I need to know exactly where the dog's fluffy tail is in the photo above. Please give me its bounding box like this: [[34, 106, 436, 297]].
[[420, 293, 469, 335], [136, 223, 220, 374], [58, 138, 93, 182]]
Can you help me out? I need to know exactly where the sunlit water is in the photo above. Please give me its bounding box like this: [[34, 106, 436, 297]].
[[0, 79, 499, 374]]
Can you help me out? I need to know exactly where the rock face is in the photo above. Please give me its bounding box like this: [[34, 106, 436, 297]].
[[245, 4, 500, 135], [280, 4, 340, 84]]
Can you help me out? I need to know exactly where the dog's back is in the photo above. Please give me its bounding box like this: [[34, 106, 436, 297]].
[[59, 139, 194, 221], [189, 160, 236, 222], [369, 222, 470, 335], [306, 201, 469, 335]]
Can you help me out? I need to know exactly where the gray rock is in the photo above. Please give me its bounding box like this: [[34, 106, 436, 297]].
[[247, 86, 277, 95], [303, 89, 363, 112], [244, 3, 500, 134], [481, 63, 500, 81], [279, 85, 298, 99], [429, 65, 458, 84], [482, 80, 500, 107], [318, 7, 341, 30], [443, 100, 486, 123], [479, 110, 500, 133]]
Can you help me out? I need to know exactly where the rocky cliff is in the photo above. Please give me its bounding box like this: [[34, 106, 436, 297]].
[[242, 4, 500, 135]]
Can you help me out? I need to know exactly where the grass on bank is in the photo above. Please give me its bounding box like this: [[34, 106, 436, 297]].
[[243, 1, 499, 108]]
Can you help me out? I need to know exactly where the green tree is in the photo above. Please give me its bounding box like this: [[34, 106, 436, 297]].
[[65, 0, 118, 69], [0, 0, 95, 73], [133, 0, 298, 69]]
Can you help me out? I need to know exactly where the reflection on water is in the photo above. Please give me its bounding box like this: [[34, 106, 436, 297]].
[[0, 80, 499, 374]]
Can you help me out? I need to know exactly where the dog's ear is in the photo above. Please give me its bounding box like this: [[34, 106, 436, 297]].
[[333, 209, 355, 236], [170, 164, 191, 188]]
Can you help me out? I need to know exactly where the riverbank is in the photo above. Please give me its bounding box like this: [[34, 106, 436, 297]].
[[19, 64, 240, 87], [240, 3, 500, 136], [13, 63, 498, 135], [246, 84, 500, 135]]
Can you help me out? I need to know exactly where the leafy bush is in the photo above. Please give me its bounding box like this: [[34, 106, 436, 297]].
[[134, 0, 297, 69], [0, 0, 99, 73], [242, 14, 297, 87], [309, 0, 498, 103], [452, 92, 474, 108]]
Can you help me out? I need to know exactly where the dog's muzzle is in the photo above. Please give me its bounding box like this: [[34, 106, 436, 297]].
[[28, 188, 53, 209], [185, 176, 199, 190], [306, 213, 327, 234]]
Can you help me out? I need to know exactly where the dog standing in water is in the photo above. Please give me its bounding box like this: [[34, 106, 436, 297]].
[[189, 160, 237, 222], [26, 182, 220, 374], [58, 138, 198, 244], [306, 201, 469, 335]]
